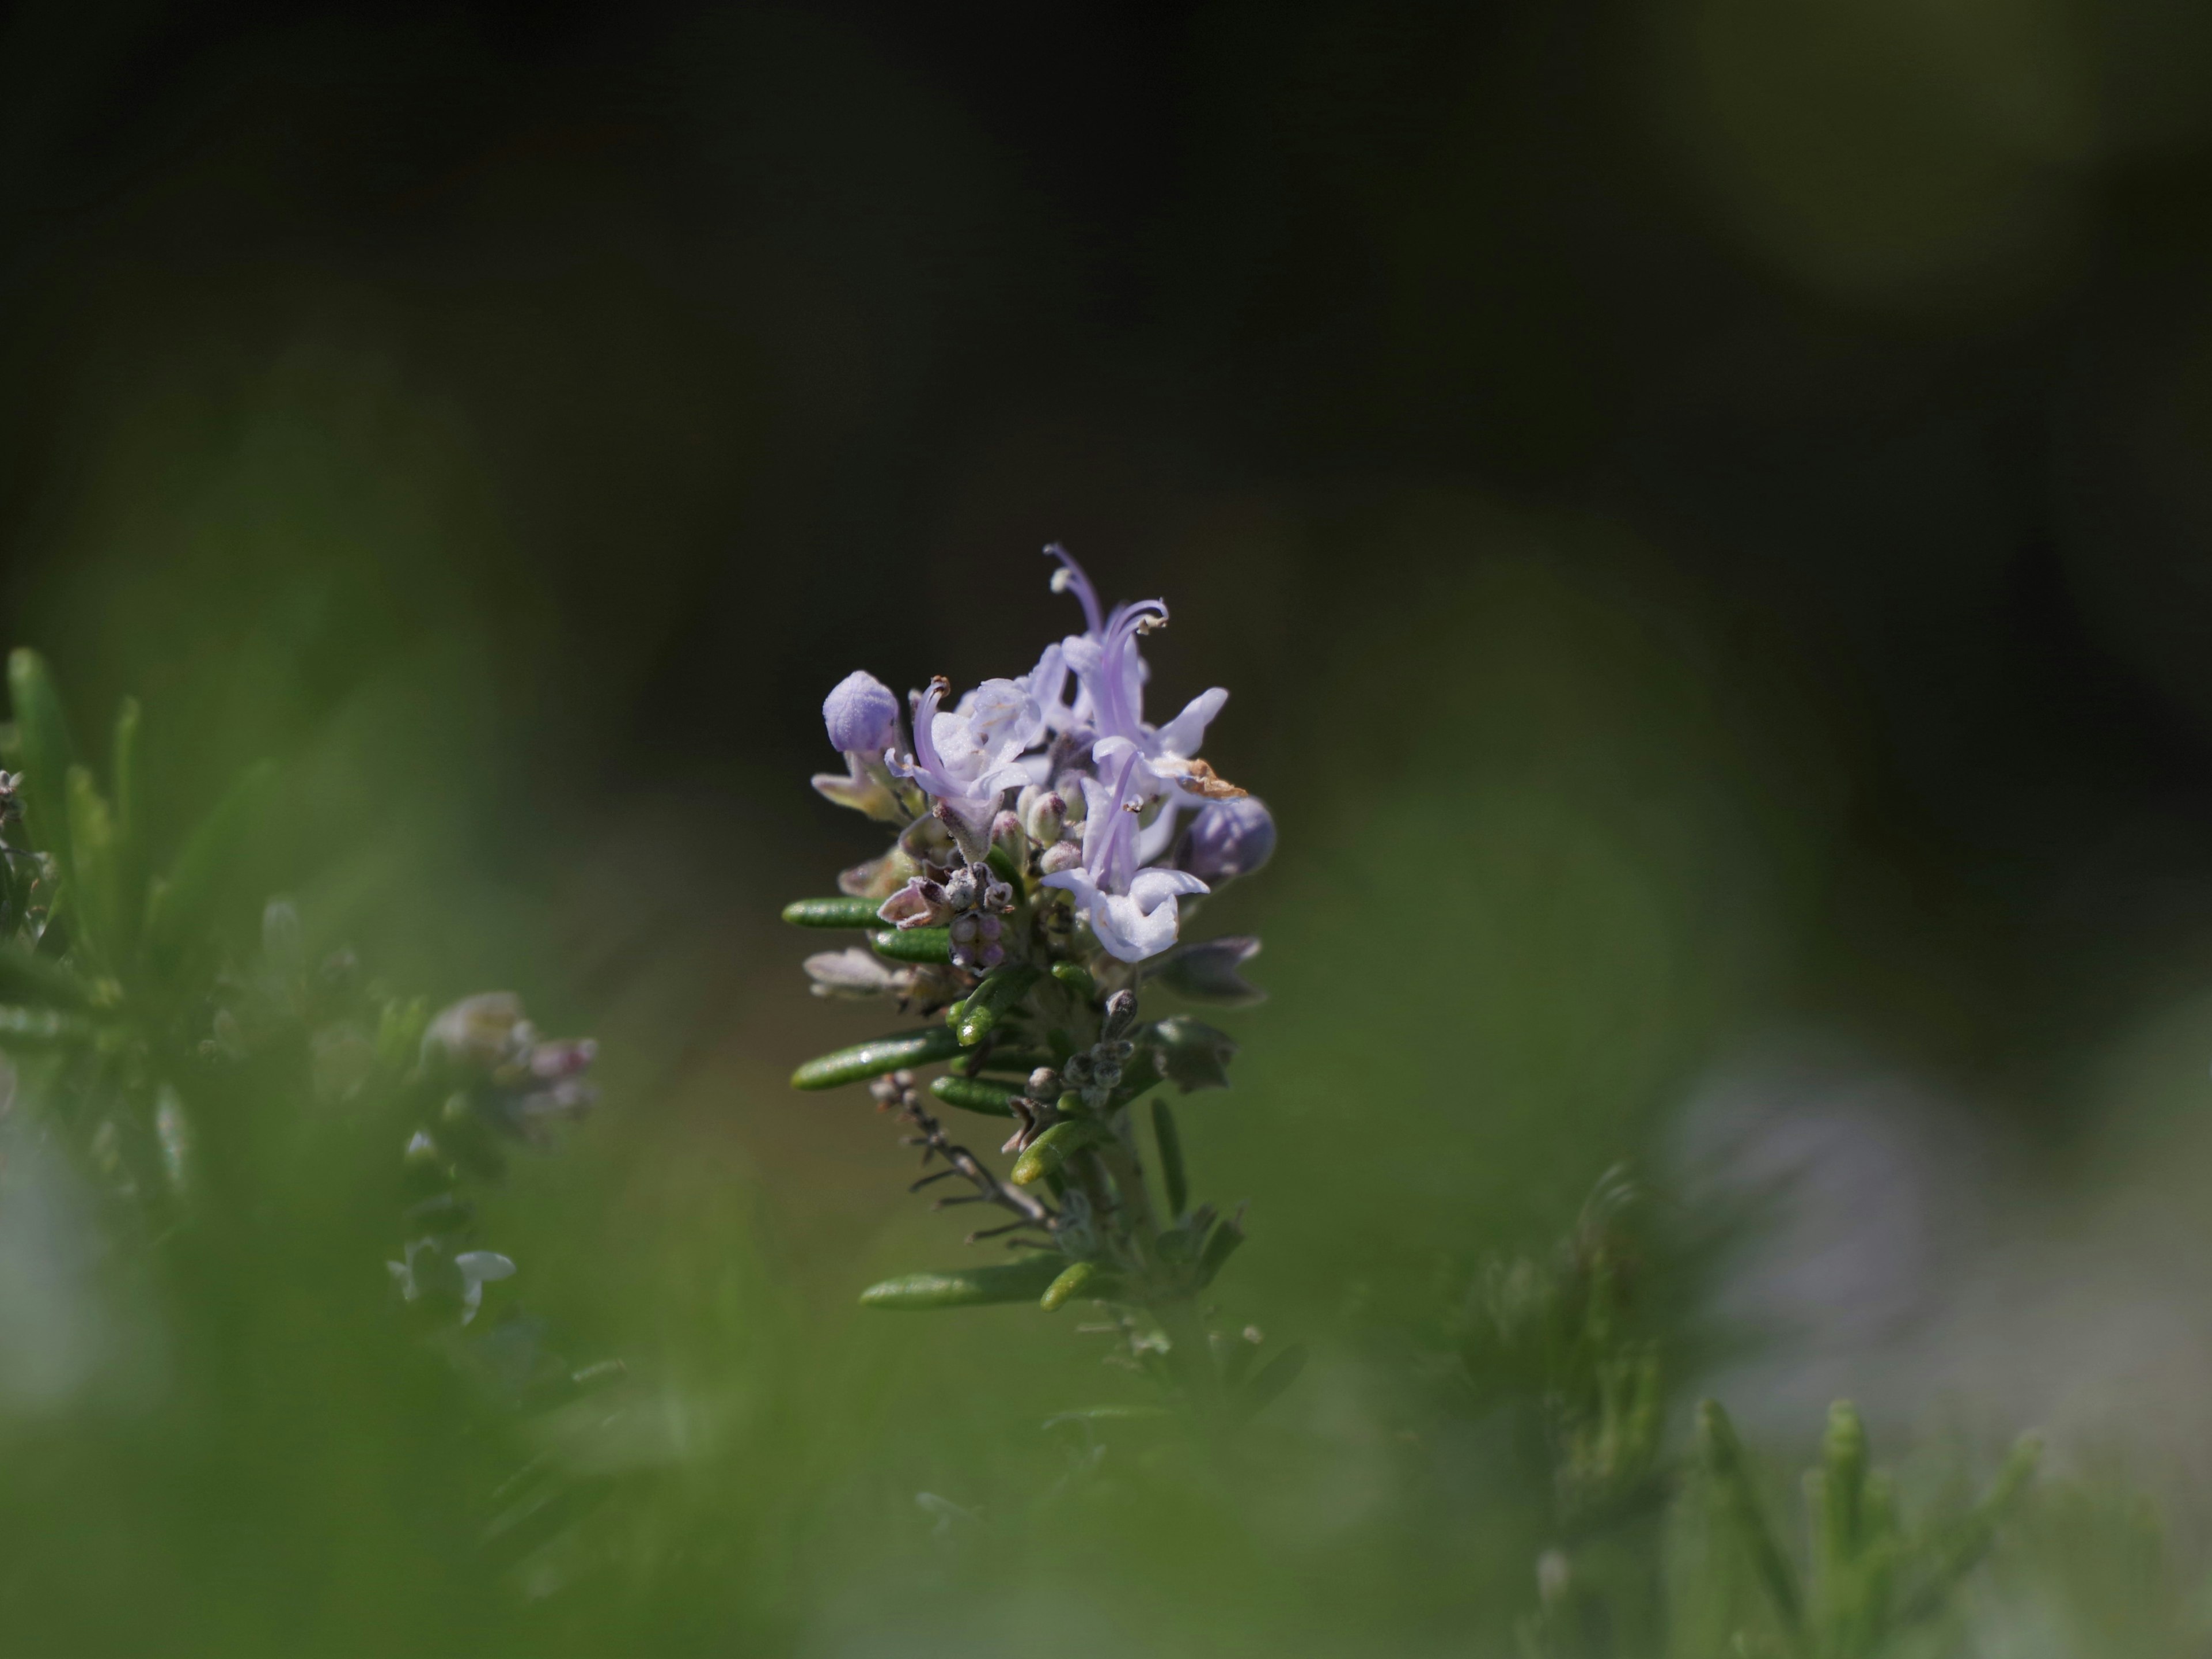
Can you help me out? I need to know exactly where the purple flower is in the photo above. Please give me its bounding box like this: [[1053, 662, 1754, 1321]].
[[1045, 865, 1209, 963], [1177, 795, 1275, 884], [889, 675, 1041, 850], [1041, 748, 1208, 962], [823, 670, 903, 756]]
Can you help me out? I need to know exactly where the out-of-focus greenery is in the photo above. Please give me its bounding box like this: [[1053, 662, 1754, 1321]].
[[4, 1, 2212, 1654]]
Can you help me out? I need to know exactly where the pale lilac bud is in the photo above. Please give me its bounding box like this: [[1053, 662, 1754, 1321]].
[[1039, 840, 1084, 876], [1023, 791, 1065, 845], [423, 993, 526, 1071], [1178, 796, 1275, 884], [823, 671, 902, 756]]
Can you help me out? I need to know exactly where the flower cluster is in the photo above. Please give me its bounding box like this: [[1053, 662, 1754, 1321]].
[[808, 543, 1273, 972], [786, 546, 1294, 1410]]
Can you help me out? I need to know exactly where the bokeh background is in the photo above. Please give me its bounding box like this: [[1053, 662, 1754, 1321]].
[[7, 0, 2212, 1652]]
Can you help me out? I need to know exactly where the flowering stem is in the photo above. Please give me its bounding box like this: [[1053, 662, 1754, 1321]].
[[792, 543, 1287, 1417]]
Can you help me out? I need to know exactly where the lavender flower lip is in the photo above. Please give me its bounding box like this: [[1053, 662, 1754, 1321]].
[[784, 542, 1294, 1414]]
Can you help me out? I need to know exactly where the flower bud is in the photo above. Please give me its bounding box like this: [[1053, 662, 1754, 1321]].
[[1177, 796, 1275, 884], [1023, 791, 1065, 846], [823, 670, 902, 756], [1055, 771, 1090, 824], [1039, 840, 1084, 876], [423, 992, 526, 1072]]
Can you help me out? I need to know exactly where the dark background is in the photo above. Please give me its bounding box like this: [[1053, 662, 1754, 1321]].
[[12, 0, 2212, 1107]]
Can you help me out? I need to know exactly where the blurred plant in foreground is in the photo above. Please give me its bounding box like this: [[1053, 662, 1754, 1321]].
[[0, 647, 620, 1581], [1445, 1172, 2043, 1659], [786, 545, 1298, 1416]]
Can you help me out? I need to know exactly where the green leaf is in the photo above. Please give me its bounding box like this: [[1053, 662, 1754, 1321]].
[[0, 1005, 95, 1047], [1893, 1433, 2040, 1629], [108, 698, 143, 955], [1236, 1343, 1308, 1420], [957, 963, 1040, 1047], [1151, 1098, 1187, 1217], [1010, 1117, 1112, 1186], [1818, 1399, 1869, 1617], [0, 944, 92, 1008], [1041, 1405, 1175, 1428], [6, 648, 77, 865], [1198, 1210, 1245, 1282], [929, 1075, 1018, 1117], [967, 1047, 1058, 1080], [1698, 1400, 1804, 1638], [871, 927, 953, 965], [1039, 1259, 1098, 1311], [146, 759, 279, 964], [790, 1025, 963, 1090], [1107, 1046, 1164, 1109], [1048, 961, 1097, 1002], [781, 896, 885, 929], [858, 1255, 1068, 1310], [985, 842, 1023, 885], [65, 766, 120, 965]]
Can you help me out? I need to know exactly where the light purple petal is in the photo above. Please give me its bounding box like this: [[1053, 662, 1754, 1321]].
[[1127, 867, 1209, 906], [1091, 882, 1192, 961], [1156, 687, 1228, 759]]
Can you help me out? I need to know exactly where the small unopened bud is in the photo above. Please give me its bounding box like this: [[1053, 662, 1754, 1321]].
[[424, 993, 526, 1072], [990, 809, 1025, 862], [1055, 772, 1090, 824], [1177, 795, 1275, 885], [943, 865, 980, 910], [897, 813, 955, 863], [823, 670, 903, 757], [1039, 841, 1083, 876], [1027, 1066, 1062, 1099], [1100, 989, 1139, 1040], [1023, 791, 1065, 845]]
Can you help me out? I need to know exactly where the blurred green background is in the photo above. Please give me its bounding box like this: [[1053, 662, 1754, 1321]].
[[7, 1, 2212, 1653]]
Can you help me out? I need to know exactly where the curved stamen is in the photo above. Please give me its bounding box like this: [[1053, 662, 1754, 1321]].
[[1044, 543, 1105, 638], [908, 677, 951, 790]]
